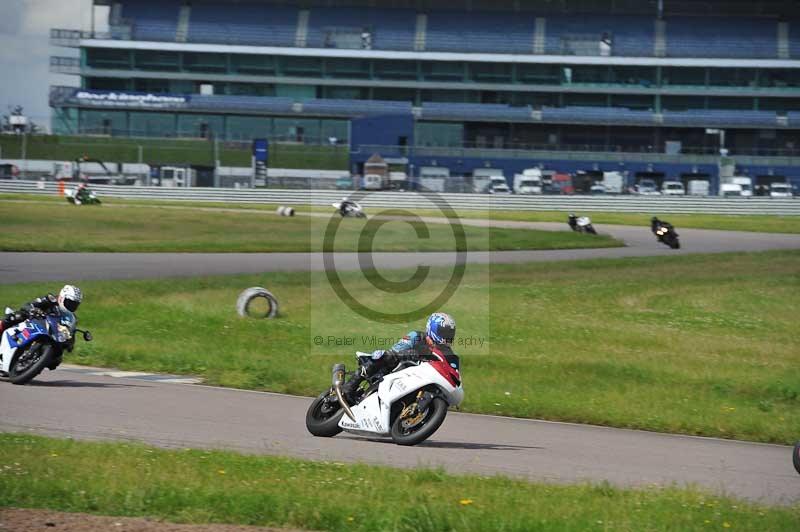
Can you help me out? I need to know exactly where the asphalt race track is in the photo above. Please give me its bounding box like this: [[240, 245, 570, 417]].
[[2, 221, 800, 283], [0, 368, 796, 505], [1, 217, 799, 506]]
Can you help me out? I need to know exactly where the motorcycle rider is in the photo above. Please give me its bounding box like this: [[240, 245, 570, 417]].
[[568, 213, 578, 231], [75, 181, 90, 203], [339, 197, 358, 217], [651, 216, 675, 234], [0, 285, 83, 334], [341, 312, 458, 403]]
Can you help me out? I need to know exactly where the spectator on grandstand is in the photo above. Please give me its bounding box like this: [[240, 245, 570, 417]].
[[361, 30, 372, 49], [600, 32, 612, 56]]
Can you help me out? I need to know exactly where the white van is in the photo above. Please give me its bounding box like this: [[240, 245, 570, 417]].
[[687, 180, 710, 196], [720, 183, 743, 197], [661, 181, 685, 195], [513, 169, 543, 194], [489, 176, 511, 194]]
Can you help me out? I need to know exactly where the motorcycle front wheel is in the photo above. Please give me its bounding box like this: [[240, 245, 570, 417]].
[[9, 341, 55, 384], [390, 396, 448, 446], [306, 390, 344, 437]]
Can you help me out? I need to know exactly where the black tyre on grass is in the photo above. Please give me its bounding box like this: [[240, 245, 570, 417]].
[[9, 342, 55, 385], [306, 391, 344, 437], [390, 396, 448, 446]]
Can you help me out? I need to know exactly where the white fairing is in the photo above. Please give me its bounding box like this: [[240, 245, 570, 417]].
[[0, 324, 26, 373], [338, 362, 463, 435], [576, 216, 591, 227]]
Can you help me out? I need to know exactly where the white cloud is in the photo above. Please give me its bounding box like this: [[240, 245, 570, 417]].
[[0, 0, 95, 129]]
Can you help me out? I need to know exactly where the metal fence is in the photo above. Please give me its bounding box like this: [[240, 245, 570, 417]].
[[1, 180, 798, 215]]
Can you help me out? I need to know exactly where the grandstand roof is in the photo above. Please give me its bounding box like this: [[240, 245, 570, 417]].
[[95, 0, 800, 17]]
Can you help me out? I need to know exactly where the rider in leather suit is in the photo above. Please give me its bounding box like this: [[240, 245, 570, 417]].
[[341, 312, 457, 403], [0, 285, 83, 334]]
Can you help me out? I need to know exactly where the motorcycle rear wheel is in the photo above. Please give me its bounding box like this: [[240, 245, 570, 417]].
[[793, 442, 800, 475], [306, 391, 344, 437], [9, 342, 55, 385], [390, 396, 448, 446]]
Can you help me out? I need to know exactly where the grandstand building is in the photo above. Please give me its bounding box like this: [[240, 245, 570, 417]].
[[49, 0, 800, 189]]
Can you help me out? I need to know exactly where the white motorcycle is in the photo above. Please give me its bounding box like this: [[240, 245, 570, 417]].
[[65, 186, 101, 205], [567, 214, 597, 235], [1, 306, 92, 384], [332, 200, 366, 218], [306, 350, 463, 446]]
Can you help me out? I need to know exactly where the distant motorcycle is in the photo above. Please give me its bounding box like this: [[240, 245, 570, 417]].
[[332, 200, 366, 218], [568, 213, 597, 235], [0, 306, 92, 384], [65, 185, 101, 205], [652, 218, 680, 249]]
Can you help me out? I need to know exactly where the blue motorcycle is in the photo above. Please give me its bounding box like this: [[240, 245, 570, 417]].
[[0, 307, 92, 384]]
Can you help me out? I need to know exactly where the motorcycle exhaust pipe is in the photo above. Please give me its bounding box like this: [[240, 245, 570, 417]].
[[331, 364, 356, 422]]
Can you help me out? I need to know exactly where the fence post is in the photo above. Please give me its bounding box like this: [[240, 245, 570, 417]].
[[138, 145, 146, 185], [21, 133, 27, 179], [213, 137, 220, 187]]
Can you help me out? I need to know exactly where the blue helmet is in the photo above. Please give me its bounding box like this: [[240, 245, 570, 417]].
[[426, 312, 456, 345]]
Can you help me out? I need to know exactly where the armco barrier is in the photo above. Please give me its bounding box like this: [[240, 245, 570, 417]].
[[1, 180, 799, 215]]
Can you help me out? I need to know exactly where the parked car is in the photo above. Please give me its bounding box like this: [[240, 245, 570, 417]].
[[770, 182, 793, 197], [590, 183, 607, 195], [636, 179, 660, 195], [336, 176, 354, 190]]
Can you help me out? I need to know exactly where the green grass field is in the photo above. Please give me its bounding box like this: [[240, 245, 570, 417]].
[[1, 435, 795, 531], [1, 251, 797, 444], [0, 135, 348, 169], [0, 200, 619, 252]]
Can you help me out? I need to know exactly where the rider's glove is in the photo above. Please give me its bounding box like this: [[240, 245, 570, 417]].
[[370, 349, 386, 360]]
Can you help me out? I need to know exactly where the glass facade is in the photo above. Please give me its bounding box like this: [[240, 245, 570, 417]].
[[83, 48, 800, 92], [57, 109, 348, 142], [54, 43, 800, 155]]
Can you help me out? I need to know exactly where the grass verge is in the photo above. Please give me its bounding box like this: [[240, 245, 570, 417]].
[[0, 200, 619, 252], [1, 434, 796, 531], [3, 193, 798, 234], [1, 251, 798, 443]]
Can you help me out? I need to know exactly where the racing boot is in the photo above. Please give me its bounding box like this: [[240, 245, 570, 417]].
[[340, 357, 384, 404], [340, 371, 364, 405]]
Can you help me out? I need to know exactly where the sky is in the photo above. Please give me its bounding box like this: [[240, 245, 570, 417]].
[[0, 0, 105, 131]]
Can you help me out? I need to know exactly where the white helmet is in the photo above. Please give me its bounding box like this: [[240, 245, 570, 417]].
[[58, 285, 83, 313]]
